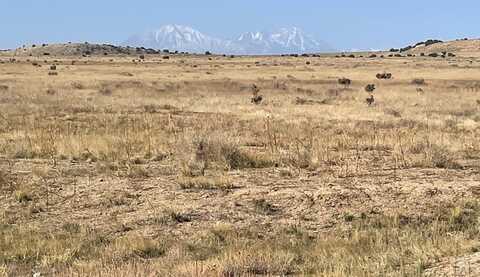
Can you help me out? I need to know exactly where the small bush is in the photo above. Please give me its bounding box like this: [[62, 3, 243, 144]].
[[253, 199, 278, 215], [46, 88, 56, 95], [14, 189, 33, 203], [448, 205, 479, 232], [179, 136, 275, 176], [220, 144, 273, 170], [429, 145, 462, 169], [157, 209, 191, 225], [412, 78, 426, 86], [376, 72, 392, 79], [343, 213, 355, 222]]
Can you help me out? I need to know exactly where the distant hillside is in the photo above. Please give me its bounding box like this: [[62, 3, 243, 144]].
[[7, 43, 164, 57], [406, 39, 480, 57]]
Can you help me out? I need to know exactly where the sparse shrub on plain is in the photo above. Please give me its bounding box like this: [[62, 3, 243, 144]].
[[412, 78, 426, 86], [253, 198, 278, 215], [158, 209, 191, 225], [220, 143, 273, 170], [429, 145, 462, 169], [376, 72, 392, 79], [46, 88, 56, 95], [14, 187, 33, 203], [337, 77, 351, 88], [179, 135, 275, 177], [365, 84, 376, 92]]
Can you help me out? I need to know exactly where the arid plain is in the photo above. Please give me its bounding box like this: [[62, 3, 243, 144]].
[[1, 42, 480, 276]]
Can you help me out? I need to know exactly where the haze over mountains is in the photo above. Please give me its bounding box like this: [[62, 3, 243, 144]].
[[124, 24, 335, 55]]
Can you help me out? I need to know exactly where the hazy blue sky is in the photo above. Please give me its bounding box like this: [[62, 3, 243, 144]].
[[1, 0, 478, 50]]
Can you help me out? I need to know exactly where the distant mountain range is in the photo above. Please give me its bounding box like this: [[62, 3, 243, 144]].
[[123, 24, 335, 55]]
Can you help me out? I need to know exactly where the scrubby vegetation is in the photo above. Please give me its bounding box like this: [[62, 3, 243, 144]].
[[1, 51, 480, 276]]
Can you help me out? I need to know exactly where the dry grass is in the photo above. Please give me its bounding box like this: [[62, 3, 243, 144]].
[[1, 201, 478, 276], [1, 52, 480, 276], [178, 176, 234, 190]]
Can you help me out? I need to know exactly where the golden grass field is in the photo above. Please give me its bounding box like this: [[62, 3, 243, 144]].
[[1, 46, 480, 276]]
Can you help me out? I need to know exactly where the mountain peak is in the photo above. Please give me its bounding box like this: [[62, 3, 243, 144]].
[[236, 27, 333, 54], [124, 24, 334, 54], [157, 24, 198, 34], [124, 24, 224, 53], [238, 31, 265, 42]]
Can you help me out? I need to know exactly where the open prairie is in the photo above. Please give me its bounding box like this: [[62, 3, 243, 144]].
[[1, 50, 480, 276]]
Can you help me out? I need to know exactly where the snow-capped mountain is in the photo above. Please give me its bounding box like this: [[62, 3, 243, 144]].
[[236, 27, 334, 54], [123, 25, 231, 53], [124, 24, 334, 54]]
